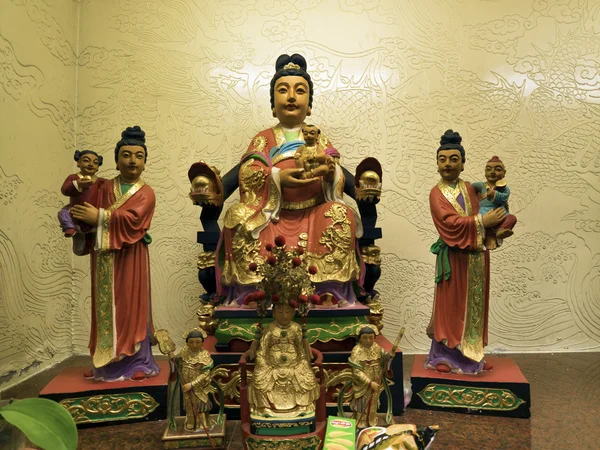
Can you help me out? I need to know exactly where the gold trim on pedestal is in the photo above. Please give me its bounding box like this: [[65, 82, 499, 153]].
[[246, 435, 321, 450], [162, 415, 226, 449], [59, 392, 158, 424], [417, 384, 525, 411]]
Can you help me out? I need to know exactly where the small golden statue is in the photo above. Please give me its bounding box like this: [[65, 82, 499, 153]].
[[248, 301, 320, 417], [339, 325, 403, 428], [169, 328, 216, 432], [294, 124, 331, 179], [159, 328, 227, 449], [245, 235, 321, 418]]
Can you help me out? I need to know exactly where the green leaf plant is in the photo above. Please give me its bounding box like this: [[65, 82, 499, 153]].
[[0, 398, 78, 450]]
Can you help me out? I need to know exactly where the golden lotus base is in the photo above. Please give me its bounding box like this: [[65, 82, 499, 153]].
[[162, 415, 226, 449]]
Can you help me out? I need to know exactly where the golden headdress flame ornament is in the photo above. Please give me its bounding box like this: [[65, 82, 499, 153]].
[[245, 235, 318, 317], [283, 62, 301, 70]]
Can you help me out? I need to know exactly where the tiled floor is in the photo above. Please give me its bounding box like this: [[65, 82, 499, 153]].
[[4, 352, 599, 449]]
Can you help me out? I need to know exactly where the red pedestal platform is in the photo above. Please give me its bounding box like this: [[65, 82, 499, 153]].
[[409, 355, 530, 418], [39, 359, 170, 427]]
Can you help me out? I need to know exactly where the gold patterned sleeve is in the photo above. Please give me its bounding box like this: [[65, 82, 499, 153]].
[[191, 368, 211, 390]]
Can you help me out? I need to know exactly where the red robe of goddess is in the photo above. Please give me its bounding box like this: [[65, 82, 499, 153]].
[[216, 124, 362, 305], [426, 179, 490, 362], [89, 177, 156, 369]]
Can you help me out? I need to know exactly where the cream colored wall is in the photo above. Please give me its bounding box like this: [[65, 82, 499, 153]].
[[1, 0, 599, 389], [0, 0, 79, 388]]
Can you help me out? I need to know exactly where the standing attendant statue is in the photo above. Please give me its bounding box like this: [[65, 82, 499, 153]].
[[71, 125, 159, 381], [425, 130, 505, 375]]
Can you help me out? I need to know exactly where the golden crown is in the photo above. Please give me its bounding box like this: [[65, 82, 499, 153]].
[[183, 327, 207, 340], [283, 62, 301, 70], [244, 235, 317, 317]]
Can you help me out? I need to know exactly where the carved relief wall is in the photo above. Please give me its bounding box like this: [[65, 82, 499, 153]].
[[1, 0, 599, 389], [0, 0, 79, 387]]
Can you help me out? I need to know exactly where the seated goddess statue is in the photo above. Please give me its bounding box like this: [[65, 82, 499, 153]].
[[248, 302, 319, 417], [215, 54, 363, 307]]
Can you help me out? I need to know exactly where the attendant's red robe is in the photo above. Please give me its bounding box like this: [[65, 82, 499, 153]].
[[426, 179, 490, 362], [89, 177, 155, 368]]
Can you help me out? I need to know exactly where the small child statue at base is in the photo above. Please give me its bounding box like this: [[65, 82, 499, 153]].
[[294, 124, 330, 179], [58, 150, 105, 249], [472, 156, 517, 250]]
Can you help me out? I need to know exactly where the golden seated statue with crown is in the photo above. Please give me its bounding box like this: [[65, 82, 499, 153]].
[[238, 235, 327, 445]]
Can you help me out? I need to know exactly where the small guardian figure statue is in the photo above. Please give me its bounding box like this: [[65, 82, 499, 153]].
[[169, 328, 215, 432], [347, 325, 396, 428]]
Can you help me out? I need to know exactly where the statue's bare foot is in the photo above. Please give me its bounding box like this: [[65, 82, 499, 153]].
[[131, 371, 146, 381], [496, 228, 513, 239], [482, 362, 493, 372], [82, 369, 94, 379], [435, 363, 451, 373]]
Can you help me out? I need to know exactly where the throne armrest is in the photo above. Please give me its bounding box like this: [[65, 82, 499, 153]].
[[354, 157, 382, 202], [188, 162, 225, 207]]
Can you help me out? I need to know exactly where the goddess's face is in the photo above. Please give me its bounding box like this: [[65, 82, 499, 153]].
[[273, 303, 294, 326], [273, 75, 311, 127], [117, 145, 146, 183], [437, 149, 464, 182], [77, 154, 100, 176]]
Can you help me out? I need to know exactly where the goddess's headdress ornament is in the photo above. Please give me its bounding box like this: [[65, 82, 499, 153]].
[[283, 62, 301, 70], [244, 235, 318, 318]]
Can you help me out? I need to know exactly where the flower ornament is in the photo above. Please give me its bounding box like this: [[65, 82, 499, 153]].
[[247, 235, 316, 317]]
